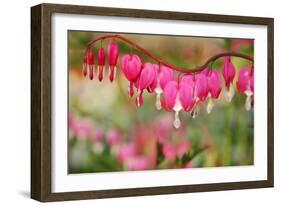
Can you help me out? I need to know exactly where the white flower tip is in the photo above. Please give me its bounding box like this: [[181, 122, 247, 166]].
[[173, 111, 181, 128], [155, 93, 162, 110], [206, 98, 214, 114], [224, 84, 235, 102], [245, 95, 252, 111]]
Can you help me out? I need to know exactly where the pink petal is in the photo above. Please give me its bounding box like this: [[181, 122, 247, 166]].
[[208, 70, 222, 98], [179, 80, 194, 111], [236, 67, 251, 94], [136, 62, 157, 90], [163, 81, 178, 110]]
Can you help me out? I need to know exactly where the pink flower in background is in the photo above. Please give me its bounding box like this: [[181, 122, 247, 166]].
[[97, 47, 106, 81], [134, 62, 157, 107], [91, 128, 104, 142], [70, 118, 93, 139], [231, 39, 253, 51], [162, 138, 190, 162], [108, 42, 119, 82], [202, 68, 222, 113], [148, 65, 174, 110], [121, 54, 142, 97], [124, 156, 149, 170], [106, 129, 121, 146], [185, 162, 193, 168], [222, 57, 236, 102], [237, 67, 254, 111], [117, 143, 136, 163]]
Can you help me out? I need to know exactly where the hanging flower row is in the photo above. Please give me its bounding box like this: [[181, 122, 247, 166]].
[[82, 35, 254, 128]]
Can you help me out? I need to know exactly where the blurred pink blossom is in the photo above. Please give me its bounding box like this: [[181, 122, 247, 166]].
[[106, 129, 121, 146], [124, 156, 149, 170]]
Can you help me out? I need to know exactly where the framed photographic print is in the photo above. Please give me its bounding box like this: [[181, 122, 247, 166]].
[[31, 3, 274, 202]]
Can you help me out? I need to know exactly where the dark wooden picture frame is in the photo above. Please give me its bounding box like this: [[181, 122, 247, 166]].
[[31, 3, 274, 202]]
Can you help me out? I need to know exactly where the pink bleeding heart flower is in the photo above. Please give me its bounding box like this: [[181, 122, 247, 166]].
[[121, 54, 142, 97], [202, 68, 222, 114], [194, 73, 208, 102], [108, 42, 119, 82], [148, 65, 174, 110], [97, 47, 106, 81], [163, 80, 194, 128], [237, 67, 254, 111], [179, 79, 195, 112], [134, 62, 157, 107], [222, 57, 236, 102], [87, 51, 95, 80]]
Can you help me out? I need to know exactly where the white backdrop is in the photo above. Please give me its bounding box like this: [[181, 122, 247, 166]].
[[0, 0, 280, 205]]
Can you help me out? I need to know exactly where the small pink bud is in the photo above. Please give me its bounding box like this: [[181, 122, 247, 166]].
[[108, 42, 119, 82], [98, 47, 106, 81], [222, 57, 236, 89], [87, 51, 94, 80]]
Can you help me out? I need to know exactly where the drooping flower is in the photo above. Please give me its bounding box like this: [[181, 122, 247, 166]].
[[202, 68, 222, 113], [236, 67, 254, 111], [108, 42, 119, 82], [97, 47, 106, 81], [180, 74, 207, 118], [134, 62, 157, 107], [148, 65, 174, 110], [222, 57, 236, 102], [121, 54, 142, 97], [87, 51, 95, 80], [162, 79, 194, 128]]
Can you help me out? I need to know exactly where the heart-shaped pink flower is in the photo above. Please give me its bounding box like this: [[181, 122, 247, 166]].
[[148, 65, 174, 110], [237, 67, 254, 111], [134, 62, 157, 107], [121, 54, 142, 97]]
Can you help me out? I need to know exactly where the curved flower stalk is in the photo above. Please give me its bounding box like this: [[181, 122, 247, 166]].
[[82, 34, 254, 128]]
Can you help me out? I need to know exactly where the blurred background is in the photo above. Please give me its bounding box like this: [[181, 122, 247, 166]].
[[68, 31, 254, 173]]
